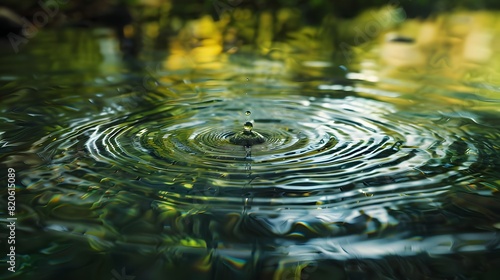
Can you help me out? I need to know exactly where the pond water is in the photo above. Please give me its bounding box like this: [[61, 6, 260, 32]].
[[1, 11, 500, 280]]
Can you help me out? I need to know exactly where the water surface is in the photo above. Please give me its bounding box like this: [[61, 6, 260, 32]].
[[1, 14, 500, 279]]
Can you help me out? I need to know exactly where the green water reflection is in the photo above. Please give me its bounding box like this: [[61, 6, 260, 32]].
[[1, 6, 500, 280]]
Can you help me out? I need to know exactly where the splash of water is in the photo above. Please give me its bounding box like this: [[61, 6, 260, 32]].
[[228, 121, 266, 147]]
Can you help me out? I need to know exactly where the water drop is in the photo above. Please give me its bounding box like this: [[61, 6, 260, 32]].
[[243, 121, 253, 131], [245, 111, 251, 116]]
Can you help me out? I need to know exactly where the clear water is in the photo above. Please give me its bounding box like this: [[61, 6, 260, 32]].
[[1, 16, 500, 279]]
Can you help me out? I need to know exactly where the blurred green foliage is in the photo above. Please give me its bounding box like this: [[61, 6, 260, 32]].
[[3, 0, 500, 21], [2, 0, 499, 61]]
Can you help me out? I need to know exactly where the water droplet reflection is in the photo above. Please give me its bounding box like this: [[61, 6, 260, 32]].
[[243, 121, 252, 131]]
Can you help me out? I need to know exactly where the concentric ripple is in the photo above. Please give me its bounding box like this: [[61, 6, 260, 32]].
[[16, 83, 499, 273], [70, 94, 481, 209]]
